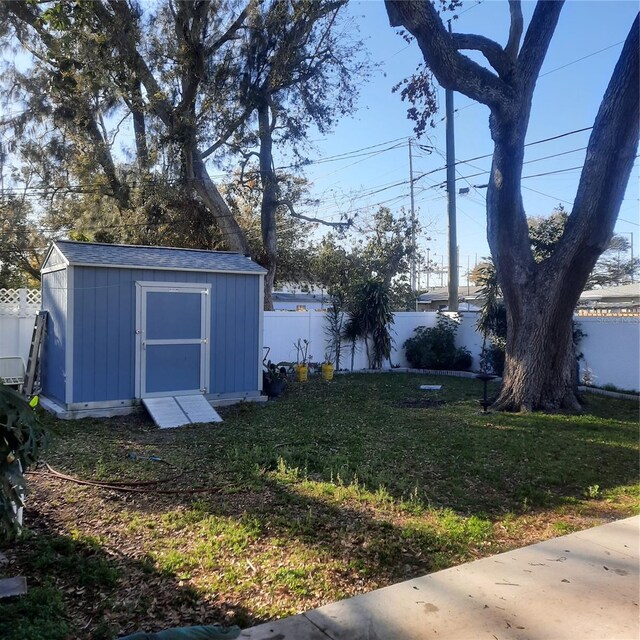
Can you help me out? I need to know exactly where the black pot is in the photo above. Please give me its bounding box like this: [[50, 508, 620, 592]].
[[263, 374, 285, 398]]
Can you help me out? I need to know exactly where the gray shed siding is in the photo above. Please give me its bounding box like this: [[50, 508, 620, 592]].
[[71, 266, 260, 403], [41, 269, 67, 404]]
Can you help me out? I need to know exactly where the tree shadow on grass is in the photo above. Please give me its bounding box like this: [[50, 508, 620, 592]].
[[23, 382, 639, 635], [0, 494, 253, 640]]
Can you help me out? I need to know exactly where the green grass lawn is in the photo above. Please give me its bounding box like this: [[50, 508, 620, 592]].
[[1, 374, 638, 639]]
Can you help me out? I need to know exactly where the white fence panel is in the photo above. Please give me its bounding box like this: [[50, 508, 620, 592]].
[[0, 289, 40, 364], [576, 316, 640, 391], [263, 311, 472, 370], [264, 310, 639, 391], [2, 294, 637, 392]]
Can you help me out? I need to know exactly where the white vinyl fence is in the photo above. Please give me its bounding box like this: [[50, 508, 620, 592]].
[[576, 316, 640, 391], [1, 289, 638, 392], [0, 288, 41, 364], [263, 310, 484, 371], [264, 310, 640, 392]]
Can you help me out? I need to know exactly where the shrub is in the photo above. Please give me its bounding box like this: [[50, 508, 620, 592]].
[[404, 314, 472, 371], [1, 385, 47, 542], [480, 338, 506, 376]]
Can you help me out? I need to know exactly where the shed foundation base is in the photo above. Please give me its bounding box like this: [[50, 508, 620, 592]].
[[40, 393, 268, 420]]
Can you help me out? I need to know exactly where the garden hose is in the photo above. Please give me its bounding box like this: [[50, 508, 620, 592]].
[[26, 462, 230, 495]]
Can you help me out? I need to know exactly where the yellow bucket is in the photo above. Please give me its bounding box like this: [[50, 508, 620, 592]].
[[321, 363, 334, 381]]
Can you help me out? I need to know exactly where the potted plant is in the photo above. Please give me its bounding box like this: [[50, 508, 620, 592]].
[[262, 347, 287, 398], [293, 339, 310, 382], [262, 361, 287, 398], [321, 351, 335, 381]]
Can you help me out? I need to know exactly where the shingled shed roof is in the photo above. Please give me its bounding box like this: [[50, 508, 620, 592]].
[[42, 240, 266, 275]]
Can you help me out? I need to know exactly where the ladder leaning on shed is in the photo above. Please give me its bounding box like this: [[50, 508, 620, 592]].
[[23, 310, 48, 398]]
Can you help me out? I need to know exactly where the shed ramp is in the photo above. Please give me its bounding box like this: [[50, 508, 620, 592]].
[[143, 395, 222, 429]]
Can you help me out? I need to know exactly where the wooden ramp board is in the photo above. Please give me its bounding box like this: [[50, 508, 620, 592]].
[[143, 395, 222, 429]]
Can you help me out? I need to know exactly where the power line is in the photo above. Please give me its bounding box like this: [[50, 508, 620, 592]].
[[447, 39, 626, 119], [539, 40, 625, 78], [0, 126, 595, 197], [413, 126, 594, 183]]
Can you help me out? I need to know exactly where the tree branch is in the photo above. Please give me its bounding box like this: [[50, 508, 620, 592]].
[[451, 33, 510, 78], [517, 0, 564, 93], [278, 198, 350, 229], [239, 151, 260, 186], [199, 103, 255, 159], [549, 12, 639, 282], [205, 4, 250, 56], [104, 0, 174, 128], [385, 0, 510, 107], [504, 0, 523, 60]]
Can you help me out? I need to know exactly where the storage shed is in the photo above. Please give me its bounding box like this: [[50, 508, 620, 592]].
[[40, 240, 266, 419]]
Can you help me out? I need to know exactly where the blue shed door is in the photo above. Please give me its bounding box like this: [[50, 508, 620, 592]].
[[135, 283, 211, 398]]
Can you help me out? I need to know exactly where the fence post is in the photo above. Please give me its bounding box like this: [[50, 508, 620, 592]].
[[18, 288, 27, 318]]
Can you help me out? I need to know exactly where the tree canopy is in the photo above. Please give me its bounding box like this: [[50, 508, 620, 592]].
[[0, 0, 364, 306]]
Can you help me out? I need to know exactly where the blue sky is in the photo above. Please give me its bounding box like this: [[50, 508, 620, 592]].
[[299, 0, 639, 285]]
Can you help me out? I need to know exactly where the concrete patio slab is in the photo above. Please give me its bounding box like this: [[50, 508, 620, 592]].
[[241, 516, 640, 640]]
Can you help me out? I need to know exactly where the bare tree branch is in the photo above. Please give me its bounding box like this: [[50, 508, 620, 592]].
[[205, 4, 251, 56], [278, 198, 350, 229], [452, 33, 510, 78], [517, 0, 564, 92], [239, 151, 260, 186], [505, 0, 523, 60], [385, 0, 510, 107], [199, 103, 256, 159], [550, 12, 639, 280]]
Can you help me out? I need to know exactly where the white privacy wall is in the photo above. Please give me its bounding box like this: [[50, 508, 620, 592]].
[[263, 310, 640, 391], [2, 292, 638, 392], [263, 311, 482, 370], [576, 316, 640, 391], [0, 289, 41, 364]]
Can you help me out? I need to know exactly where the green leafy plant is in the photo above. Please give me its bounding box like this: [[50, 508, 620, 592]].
[[341, 310, 364, 371], [323, 302, 343, 368], [1, 385, 47, 542], [404, 313, 472, 371], [351, 279, 395, 369]]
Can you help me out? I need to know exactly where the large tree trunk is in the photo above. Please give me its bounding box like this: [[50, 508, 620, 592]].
[[189, 151, 251, 256], [258, 101, 278, 311], [386, 1, 638, 411], [493, 271, 580, 412]]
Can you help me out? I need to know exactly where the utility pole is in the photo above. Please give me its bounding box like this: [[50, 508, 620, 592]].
[[426, 247, 430, 291], [409, 138, 417, 293], [631, 232, 635, 283], [446, 20, 459, 312]]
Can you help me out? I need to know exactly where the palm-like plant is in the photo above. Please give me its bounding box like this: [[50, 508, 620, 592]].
[[342, 311, 364, 371], [352, 280, 394, 369]]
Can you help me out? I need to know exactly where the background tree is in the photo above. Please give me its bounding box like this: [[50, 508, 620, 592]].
[[311, 206, 419, 310], [234, 0, 363, 308], [386, 0, 639, 411], [470, 207, 640, 291], [0, 0, 364, 307], [0, 195, 44, 287], [224, 173, 318, 288]]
